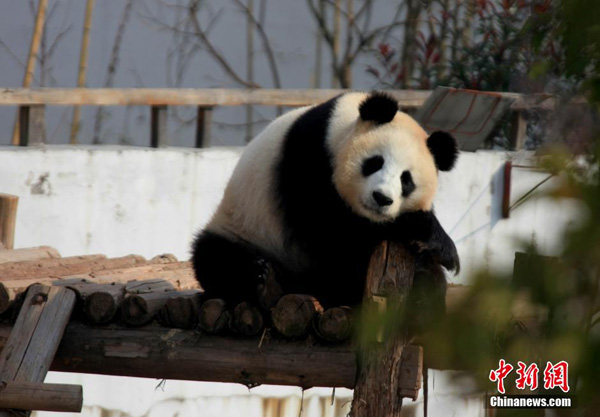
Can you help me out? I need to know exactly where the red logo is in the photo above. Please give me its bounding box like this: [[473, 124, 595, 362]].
[[489, 359, 513, 394], [516, 362, 539, 390], [543, 361, 570, 393], [489, 360, 570, 393]]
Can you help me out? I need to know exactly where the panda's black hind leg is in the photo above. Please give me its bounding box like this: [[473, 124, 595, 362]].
[[191, 231, 280, 308]]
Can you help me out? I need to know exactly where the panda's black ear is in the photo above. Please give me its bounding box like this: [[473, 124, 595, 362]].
[[427, 131, 459, 171], [359, 92, 399, 125]]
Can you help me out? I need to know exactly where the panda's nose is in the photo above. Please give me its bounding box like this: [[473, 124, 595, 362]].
[[372, 191, 393, 207]]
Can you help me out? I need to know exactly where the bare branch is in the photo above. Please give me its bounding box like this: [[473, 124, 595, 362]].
[[187, 0, 258, 88], [231, 0, 281, 89]]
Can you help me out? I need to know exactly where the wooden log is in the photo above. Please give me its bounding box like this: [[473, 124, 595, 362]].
[[0, 194, 18, 250], [0, 322, 356, 388], [0, 263, 196, 315], [230, 302, 264, 336], [271, 294, 323, 338], [0, 381, 82, 412], [0, 254, 145, 280], [314, 306, 353, 342], [122, 289, 199, 326], [67, 282, 125, 324], [0, 246, 60, 265], [0, 285, 76, 383], [198, 298, 231, 333], [351, 241, 416, 417], [157, 291, 202, 329]]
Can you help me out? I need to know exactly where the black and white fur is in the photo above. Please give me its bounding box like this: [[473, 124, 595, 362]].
[[192, 92, 459, 308]]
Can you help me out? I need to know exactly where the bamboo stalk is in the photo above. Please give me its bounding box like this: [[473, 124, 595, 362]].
[[11, 0, 47, 145], [70, 0, 95, 145]]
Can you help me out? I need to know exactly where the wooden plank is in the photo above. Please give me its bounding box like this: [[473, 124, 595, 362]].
[[150, 105, 168, 147], [0, 285, 51, 382], [14, 287, 76, 383], [18, 105, 46, 146], [195, 106, 213, 147], [0, 246, 60, 264], [0, 195, 18, 250], [0, 323, 357, 389], [0, 88, 577, 111], [0, 381, 82, 412]]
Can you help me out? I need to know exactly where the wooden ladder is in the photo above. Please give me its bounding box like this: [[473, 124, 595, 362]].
[[0, 284, 82, 415]]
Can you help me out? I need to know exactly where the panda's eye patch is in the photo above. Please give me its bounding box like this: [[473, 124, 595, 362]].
[[362, 155, 384, 177], [401, 171, 415, 197]]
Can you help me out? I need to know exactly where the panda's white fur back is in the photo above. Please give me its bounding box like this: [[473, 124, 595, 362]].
[[206, 105, 311, 269]]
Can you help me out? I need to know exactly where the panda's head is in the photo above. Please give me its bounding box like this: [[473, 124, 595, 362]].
[[332, 92, 459, 223]]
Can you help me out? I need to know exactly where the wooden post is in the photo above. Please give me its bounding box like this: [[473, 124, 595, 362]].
[[19, 105, 46, 146], [510, 110, 528, 150], [195, 106, 213, 147], [351, 241, 419, 417], [11, 0, 47, 145], [0, 194, 18, 250], [150, 105, 168, 147]]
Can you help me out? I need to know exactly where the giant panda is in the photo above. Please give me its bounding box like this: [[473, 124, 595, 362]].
[[191, 91, 459, 310]]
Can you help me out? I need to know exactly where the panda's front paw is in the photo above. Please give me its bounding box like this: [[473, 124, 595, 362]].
[[435, 238, 460, 275]]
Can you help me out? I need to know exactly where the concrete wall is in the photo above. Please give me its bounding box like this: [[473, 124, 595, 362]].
[[0, 146, 579, 417]]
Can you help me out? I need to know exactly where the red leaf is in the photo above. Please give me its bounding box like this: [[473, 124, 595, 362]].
[[378, 43, 391, 58]]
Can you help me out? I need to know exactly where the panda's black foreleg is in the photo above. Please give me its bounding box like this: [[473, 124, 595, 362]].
[[191, 231, 282, 308], [395, 210, 460, 274]]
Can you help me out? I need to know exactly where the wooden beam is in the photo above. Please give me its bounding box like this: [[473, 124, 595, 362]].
[[0, 88, 577, 111], [0, 323, 357, 389], [0, 88, 430, 108], [0, 381, 82, 413], [0, 194, 18, 250]]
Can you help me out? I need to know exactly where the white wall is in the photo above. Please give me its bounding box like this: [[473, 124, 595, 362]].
[[0, 146, 578, 417]]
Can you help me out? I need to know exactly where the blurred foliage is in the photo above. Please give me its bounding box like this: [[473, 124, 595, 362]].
[[367, 0, 600, 152], [361, 1, 600, 414]]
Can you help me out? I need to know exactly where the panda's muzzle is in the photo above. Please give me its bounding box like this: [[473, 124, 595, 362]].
[[372, 191, 394, 207]]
